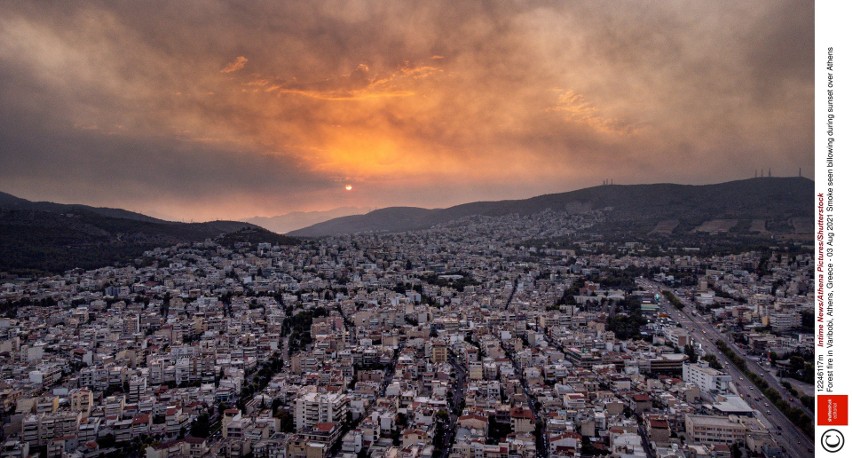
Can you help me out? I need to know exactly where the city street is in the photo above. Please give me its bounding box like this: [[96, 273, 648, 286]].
[[637, 279, 814, 457]]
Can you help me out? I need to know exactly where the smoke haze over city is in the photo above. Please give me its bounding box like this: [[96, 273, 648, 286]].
[[0, 1, 813, 221]]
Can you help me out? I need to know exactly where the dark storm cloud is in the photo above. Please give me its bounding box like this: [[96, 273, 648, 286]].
[[0, 0, 814, 219]]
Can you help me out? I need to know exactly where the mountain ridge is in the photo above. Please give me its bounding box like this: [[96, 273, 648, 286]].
[[289, 177, 814, 237], [0, 192, 297, 275], [0, 191, 165, 223], [246, 207, 370, 234]]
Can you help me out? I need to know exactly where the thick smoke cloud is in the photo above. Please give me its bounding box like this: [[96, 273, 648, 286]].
[[0, 1, 813, 220]]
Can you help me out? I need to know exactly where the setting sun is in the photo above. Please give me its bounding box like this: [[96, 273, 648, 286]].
[[0, 1, 814, 222]]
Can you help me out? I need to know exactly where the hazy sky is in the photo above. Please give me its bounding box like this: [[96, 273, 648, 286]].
[[0, 1, 814, 221]]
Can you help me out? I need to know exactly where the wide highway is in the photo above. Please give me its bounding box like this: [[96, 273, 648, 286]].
[[637, 278, 814, 457]]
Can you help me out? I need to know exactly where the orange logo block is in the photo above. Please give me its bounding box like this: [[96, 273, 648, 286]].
[[819, 395, 848, 426]]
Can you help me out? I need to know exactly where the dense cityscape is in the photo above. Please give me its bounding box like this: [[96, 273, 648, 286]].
[[0, 0, 820, 457], [0, 209, 814, 458]]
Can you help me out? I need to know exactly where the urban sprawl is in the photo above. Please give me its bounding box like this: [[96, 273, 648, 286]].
[[0, 212, 814, 458]]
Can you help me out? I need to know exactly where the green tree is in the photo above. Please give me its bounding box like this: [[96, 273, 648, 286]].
[[276, 410, 295, 433], [97, 433, 116, 448], [684, 345, 698, 363], [190, 411, 211, 438]]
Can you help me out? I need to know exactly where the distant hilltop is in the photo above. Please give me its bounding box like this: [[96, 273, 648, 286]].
[[289, 177, 814, 238], [246, 207, 370, 234], [0, 191, 296, 275], [0, 176, 813, 274]]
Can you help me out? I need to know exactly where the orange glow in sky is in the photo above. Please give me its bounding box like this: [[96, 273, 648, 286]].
[[0, 1, 814, 222]]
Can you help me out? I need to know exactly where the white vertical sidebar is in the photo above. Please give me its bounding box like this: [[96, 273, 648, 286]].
[[816, 1, 851, 456]]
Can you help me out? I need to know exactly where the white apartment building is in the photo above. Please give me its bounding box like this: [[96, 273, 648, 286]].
[[682, 362, 731, 393], [295, 392, 349, 430], [684, 414, 747, 445]]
